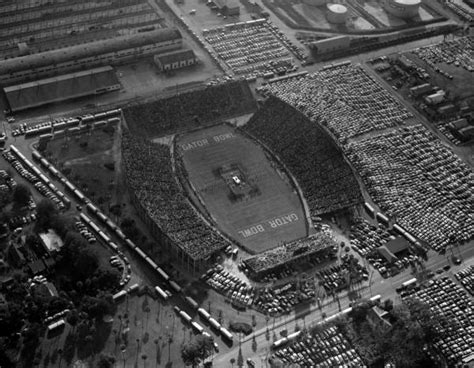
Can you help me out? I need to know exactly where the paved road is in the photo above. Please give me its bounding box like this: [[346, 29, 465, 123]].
[[212, 242, 474, 367]]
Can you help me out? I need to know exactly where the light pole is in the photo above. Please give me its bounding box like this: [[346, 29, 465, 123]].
[[121, 347, 126, 368]]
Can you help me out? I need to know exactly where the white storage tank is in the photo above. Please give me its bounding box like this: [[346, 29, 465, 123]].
[[326, 3, 348, 24]]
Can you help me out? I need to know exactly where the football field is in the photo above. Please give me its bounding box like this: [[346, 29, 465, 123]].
[[177, 124, 308, 254]]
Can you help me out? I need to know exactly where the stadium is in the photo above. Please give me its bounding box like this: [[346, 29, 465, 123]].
[[121, 82, 363, 272]]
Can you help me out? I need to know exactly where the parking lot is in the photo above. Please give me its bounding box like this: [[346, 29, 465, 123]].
[[202, 19, 305, 77], [270, 325, 366, 367], [401, 277, 473, 366]]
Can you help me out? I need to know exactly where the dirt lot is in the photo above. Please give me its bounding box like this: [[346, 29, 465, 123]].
[[177, 124, 308, 254]]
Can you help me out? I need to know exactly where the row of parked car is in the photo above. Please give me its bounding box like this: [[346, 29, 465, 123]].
[[270, 325, 365, 368], [75, 220, 96, 244], [455, 265, 473, 296], [203, 265, 255, 308], [401, 277, 473, 367]]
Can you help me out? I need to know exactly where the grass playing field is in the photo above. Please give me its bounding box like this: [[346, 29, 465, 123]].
[[177, 124, 308, 254]]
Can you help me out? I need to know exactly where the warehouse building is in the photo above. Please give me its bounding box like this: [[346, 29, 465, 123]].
[[0, 28, 183, 86], [310, 35, 350, 54], [154, 49, 198, 72], [214, 0, 240, 16], [4, 66, 121, 112]]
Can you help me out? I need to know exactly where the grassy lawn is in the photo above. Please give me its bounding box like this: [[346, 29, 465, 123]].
[[44, 126, 119, 208]]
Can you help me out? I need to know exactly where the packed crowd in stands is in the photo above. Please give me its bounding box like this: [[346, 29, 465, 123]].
[[121, 133, 229, 261], [270, 326, 366, 367], [243, 232, 337, 278], [402, 277, 473, 367], [202, 21, 301, 76], [123, 81, 256, 137], [455, 265, 473, 296], [410, 37, 473, 72], [244, 97, 362, 216], [257, 63, 412, 142], [254, 62, 473, 252], [346, 125, 474, 252]]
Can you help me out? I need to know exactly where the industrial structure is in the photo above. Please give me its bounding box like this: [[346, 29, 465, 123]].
[[0, 28, 183, 86], [4, 66, 121, 112], [213, 0, 240, 16], [382, 0, 421, 19], [310, 36, 351, 54], [326, 3, 349, 24], [154, 49, 198, 72]]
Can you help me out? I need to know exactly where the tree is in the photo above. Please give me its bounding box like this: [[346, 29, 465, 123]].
[[35, 199, 58, 230], [13, 184, 31, 207], [96, 353, 116, 368], [181, 335, 214, 367], [230, 358, 235, 368]]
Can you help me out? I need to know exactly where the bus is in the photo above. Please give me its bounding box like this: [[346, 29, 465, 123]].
[[156, 268, 169, 281], [272, 337, 288, 349], [113, 290, 127, 302], [220, 327, 233, 343], [169, 280, 182, 293], [179, 311, 192, 324], [155, 286, 169, 301], [208, 317, 221, 331], [135, 247, 147, 260], [402, 278, 417, 289], [191, 321, 204, 334], [145, 257, 158, 270], [370, 294, 381, 303], [86, 203, 98, 214], [198, 308, 211, 321], [185, 296, 199, 310], [125, 239, 136, 250], [47, 319, 65, 334], [31, 151, 42, 161], [128, 284, 139, 294]]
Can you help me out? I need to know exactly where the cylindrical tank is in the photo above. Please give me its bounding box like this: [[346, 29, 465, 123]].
[[326, 3, 348, 24], [302, 0, 327, 6], [383, 0, 421, 19]]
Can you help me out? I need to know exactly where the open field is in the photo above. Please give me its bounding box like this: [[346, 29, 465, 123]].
[[177, 124, 308, 254], [43, 125, 120, 208]]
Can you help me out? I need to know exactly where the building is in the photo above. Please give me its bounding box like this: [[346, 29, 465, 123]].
[[367, 306, 392, 330], [4, 66, 120, 112], [302, 0, 327, 5], [0, 28, 183, 86], [326, 4, 348, 24], [382, 0, 421, 19], [409, 83, 432, 97], [377, 236, 410, 264], [27, 260, 47, 276], [154, 49, 198, 72], [38, 229, 64, 253], [214, 0, 240, 16], [425, 90, 446, 105], [310, 36, 351, 54]]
